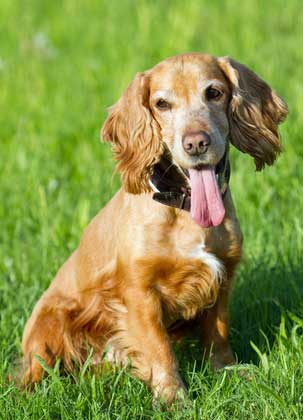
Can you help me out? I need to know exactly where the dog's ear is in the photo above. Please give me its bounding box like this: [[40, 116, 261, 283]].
[[218, 57, 288, 170], [101, 72, 163, 194]]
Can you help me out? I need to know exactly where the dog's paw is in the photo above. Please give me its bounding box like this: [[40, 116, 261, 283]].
[[152, 380, 187, 408], [210, 347, 236, 371]]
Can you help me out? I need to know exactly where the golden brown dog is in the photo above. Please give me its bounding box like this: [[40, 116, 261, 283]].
[[21, 53, 288, 403]]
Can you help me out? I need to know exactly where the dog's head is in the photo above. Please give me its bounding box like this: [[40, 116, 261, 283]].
[[101, 53, 288, 196]]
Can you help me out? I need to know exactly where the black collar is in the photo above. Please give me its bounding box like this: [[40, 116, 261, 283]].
[[150, 148, 231, 211]]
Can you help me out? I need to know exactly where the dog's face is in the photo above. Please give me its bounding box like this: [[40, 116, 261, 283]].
[[148, 55, 230, 170], [102, 53, 288, 194]]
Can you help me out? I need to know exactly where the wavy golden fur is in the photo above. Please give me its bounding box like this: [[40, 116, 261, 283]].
[[219, 57, 288, 170], [102, 73, 164, 193], [20, 53, 287, 404]]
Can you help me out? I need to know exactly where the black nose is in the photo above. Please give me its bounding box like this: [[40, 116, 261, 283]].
[[182, 131, 211, 156]]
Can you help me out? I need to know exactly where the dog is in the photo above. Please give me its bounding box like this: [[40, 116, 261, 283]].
[[21, 53, 288, 404]]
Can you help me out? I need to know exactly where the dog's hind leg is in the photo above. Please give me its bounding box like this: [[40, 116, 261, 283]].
[[21, 292, 80, 386]]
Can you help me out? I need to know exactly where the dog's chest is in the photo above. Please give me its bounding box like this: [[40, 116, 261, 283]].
[[151, 231, 224, 323], [139, 206, 240, 323], [169, 214, 225, 275]]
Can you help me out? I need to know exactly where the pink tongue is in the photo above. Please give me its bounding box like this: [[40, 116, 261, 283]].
[[188, 168, 225, 228]]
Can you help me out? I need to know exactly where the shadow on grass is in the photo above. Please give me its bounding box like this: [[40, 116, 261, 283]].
[[230, 254, 303, 363]]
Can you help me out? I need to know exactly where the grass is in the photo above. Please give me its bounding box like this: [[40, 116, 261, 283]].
[[0, 0, 303, 418]]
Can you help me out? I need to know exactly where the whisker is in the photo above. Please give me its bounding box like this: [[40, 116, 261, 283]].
[[161, 163, 175, 178]]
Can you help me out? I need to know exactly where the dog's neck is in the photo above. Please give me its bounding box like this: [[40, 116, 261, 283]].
[[149, 147, 231, 211]]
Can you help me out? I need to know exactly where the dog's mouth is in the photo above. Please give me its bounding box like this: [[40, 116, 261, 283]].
[[151, 149, 230, 228], [186, 165, 225, 228], [180, 161, 223, 178], [175, 158, 227, 227]]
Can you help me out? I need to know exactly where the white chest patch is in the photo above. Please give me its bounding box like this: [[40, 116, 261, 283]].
[[190, 242, 224, 282]]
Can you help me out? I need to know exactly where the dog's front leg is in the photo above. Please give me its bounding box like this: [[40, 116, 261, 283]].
[[200, 281, 235, 370], [123, 286, 186, 404]]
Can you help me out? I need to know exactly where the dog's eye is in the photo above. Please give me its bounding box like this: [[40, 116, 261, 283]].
[[156, 99, 171, 110], [206, 87, 222, 101]]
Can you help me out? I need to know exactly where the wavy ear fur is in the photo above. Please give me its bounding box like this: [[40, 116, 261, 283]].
[[218, 57, 288, 170], [101, 72, 163, 194]]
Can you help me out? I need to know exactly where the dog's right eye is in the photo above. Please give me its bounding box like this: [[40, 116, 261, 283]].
[[156, 99, 171, 110], [206, 86, 222, 101]]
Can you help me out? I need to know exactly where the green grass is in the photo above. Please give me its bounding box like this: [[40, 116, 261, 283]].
[[0, 0, 303, 418]]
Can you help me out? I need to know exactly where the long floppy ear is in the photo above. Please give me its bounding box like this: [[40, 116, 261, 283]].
[[101, 72, 163, 194], [218, 57, 288, 170]]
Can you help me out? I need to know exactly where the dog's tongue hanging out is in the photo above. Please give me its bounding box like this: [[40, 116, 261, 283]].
[[188, 168, 225, 228]]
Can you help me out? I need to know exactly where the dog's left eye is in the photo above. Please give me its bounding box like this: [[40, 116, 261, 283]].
[[206, 87, 223, 100], [156, 99, 171, 110]]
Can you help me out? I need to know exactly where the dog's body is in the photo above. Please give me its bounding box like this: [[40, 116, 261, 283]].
[[21, 54, 287, 403]]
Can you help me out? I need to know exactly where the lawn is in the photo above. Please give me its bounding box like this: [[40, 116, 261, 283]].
[[0, 0, 303, 418]]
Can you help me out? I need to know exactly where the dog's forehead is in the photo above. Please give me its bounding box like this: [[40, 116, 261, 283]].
[[148, 54, 226, 97]]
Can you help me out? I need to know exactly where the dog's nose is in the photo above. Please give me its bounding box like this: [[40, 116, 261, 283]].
[[182, 131, 211, 156]]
